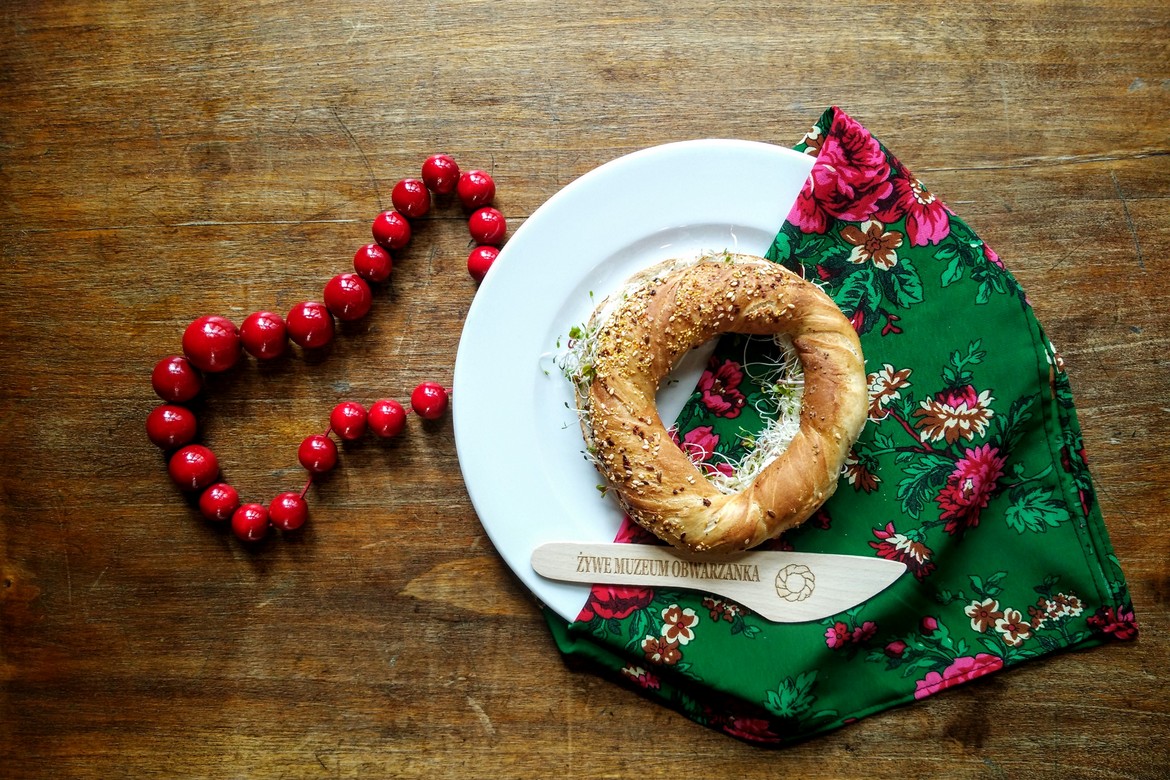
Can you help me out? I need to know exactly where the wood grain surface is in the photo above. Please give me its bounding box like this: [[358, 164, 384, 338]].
[[2, 1, 1168, 777]]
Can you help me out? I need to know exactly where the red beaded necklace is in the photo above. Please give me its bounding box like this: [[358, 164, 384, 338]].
[[147, 154, 504, 544]]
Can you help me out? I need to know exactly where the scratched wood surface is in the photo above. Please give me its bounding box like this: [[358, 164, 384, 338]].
[[2, 1, 1168, 777]]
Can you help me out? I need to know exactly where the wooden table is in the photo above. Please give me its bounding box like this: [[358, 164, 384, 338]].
[[3, 2, 1167, 777]]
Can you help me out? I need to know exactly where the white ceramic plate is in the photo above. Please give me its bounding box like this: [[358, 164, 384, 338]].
[[452, 140, 815, 623]]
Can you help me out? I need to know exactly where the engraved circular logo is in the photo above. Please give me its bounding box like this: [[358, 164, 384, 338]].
[[774, 564, 815, 602]]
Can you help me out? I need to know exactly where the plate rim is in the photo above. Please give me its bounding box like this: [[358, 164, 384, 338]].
[[452, 138, 814, 622]]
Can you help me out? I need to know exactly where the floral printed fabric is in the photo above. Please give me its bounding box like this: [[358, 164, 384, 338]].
[[542, 107, 1137, 745]]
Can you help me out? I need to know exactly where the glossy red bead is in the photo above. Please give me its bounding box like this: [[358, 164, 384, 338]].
[[353, 243, 393, 283], [330, 401, 368, 441], [269, 492, 308, 532], [411, 382, 449, 420], [152, 355, 202, 402], [422, 154, 460, 195], [468, 207, 506, 245], [231, 503, 270, 542], [182, 315, 241, 373], [286, 301, 335, 349], [372, 210, 411, 250], [467, 246, 500, 283], [199, 482, 239, 522], [368, 398, 407, 438], [457, 170, 495, 209], [391, 178, 430, 218], [323, 273, 373, 321], [146, 404, 198, 449], [298, 434, 338, 474], [168, 445, 220, 492], [239, 311, 288, 360]]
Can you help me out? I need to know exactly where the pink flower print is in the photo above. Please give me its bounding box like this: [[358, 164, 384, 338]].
[[936, 444, 1007, 535], [920, 615, 940, 634], [674, 426, 735, 479], [679, 425, 718, 463], [874, 165, 951, 247], [1087, 605, 1139, 641], [983, 242, 1005, 269], [661, 605, 699, 645], [790, 110, 894, 234], [869, 522, 936, 580], [852, 621, 878, 644], [709, 461, 736, 479], [579, 585, 654, 621], [722, 717, 781, 744], [620, 665, 661, 690], [614, 516, 658, 545], [884, 640, 908, 658], [825, 621, 852, 648], [697, 357, 747, 418], [914, 654, 1004, 700]]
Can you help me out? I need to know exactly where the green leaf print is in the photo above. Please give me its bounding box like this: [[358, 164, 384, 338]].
[[766, 231, 792, 264], [995, 395, 1037, 452], [940, 339, 986, 387], [1005, 485, 1072, 533], [835, 265, 878, 315], [881, 254, 924, 308], [939, 250, 964, 287], [897, 452, 955, 519], [763, 671, 834, 722]]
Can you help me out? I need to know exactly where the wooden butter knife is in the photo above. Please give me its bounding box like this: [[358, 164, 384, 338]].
[[531, 542, 907, 623]]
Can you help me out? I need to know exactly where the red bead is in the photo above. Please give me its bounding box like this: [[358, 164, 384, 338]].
[[146, 404, 198, 449], [411, 382, 449, 420], [353, 243, 393, 283], [457, 170, 495, 209], [199, 483, 239, 522], [368, 398, 407, 438], [269, 492, 308, 531], [391, 178, 430, 218], [231, 503, 270, 542], [151, 355, 202, 402], [239, 311, 288, 360], [298, 434, 338, 474], [182, 315, 241, 373], [467, 246, 499, 283], [286, 302, 335, 349], [372, 210, 411, 250], [168, 445, 220, 492], [323, 273, 373, 321], [330, 401, 368, 441], [422, 154, 460, 195], [468, 207, 507, 245]]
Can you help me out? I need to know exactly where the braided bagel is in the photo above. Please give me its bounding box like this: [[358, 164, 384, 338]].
[[574, 253, 867, 554]]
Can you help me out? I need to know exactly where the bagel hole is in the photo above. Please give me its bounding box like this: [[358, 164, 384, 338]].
[[662, 333, 804, 495]]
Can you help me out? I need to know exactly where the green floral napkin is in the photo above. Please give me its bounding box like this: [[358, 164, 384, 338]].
[[543, 107, 1137, 745]]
